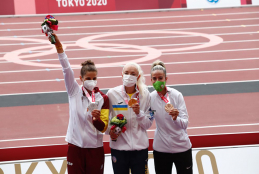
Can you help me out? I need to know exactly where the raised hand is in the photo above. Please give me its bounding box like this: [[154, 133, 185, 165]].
[[49, 33, 63, 53]]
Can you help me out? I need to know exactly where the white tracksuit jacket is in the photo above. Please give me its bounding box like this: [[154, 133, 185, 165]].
[[150, 87, 192, 153], [58, 52, 109, 148], [106, 85, 153, 151]]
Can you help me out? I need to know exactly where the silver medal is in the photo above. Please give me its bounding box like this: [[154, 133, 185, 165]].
[[87, 102, 98, 112]]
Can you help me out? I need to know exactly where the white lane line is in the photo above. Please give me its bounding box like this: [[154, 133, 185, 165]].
[[2, 46, 259, 63], [147, 123, 259, 132], [1, 57, 259, 74], [1, 38, 259, 54], [0, 143, 68, 150], [1, 39, 259, 62], [0, 40, 75, 47], [1, 123, 258, 142], [81, 31, 259, 42], [1, 23, 259, 39], [187, 123, 259, 129], [0, 30, 258, 54], [1, 137, 259, 151], [188, 131, 259, 137], [1, 17, 259, 32], [2, 11, 259, 26], [0, 30, 258, 55], [0, 136, 66, 142], [0, 79, 258, 96], [91, 32, 258, 42], [0, 68, 259, 85], [3, 24, 259, 46]]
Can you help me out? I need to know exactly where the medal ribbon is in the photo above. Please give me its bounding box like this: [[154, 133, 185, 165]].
[[121, 86, 140, 105], [82, 86, 95, 103], [157, 87, 170, 104]]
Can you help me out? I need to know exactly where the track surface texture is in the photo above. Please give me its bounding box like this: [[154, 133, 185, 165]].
[[0, 6, 259, 161]]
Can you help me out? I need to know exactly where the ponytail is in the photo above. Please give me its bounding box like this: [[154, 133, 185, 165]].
[[151, 60, 166, 77]]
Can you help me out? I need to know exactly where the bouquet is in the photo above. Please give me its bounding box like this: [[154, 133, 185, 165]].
[[110, 114, 127, 141], [41, 15, 58, 44]]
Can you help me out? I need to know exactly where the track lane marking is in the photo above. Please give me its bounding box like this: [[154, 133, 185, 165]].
[[0, 68, 259, 85], [1, 123, 258, 142], [2, 11, 259, 25], [0, 79, 258, 96], [1, 17, 259, 32], [1, 23, 259, 39], [1, 57, 259, 73]]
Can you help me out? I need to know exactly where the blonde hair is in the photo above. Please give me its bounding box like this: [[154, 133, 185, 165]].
[[122, 62, 147, 97]]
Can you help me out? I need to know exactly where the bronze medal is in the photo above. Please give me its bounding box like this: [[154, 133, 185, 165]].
[[128, 98, 138, 107], [165, 103, 174, 113]]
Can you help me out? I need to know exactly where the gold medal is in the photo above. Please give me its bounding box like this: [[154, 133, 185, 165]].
[[165, 103, 174, 113], [128, 98, 138, 107]]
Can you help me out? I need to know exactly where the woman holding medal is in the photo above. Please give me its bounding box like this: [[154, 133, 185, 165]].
[[150, 60, 193, 174], [50, 34, 109, 174], [106, 62, 153, 174]]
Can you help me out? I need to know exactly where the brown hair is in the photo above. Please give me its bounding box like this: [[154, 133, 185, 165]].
[[151, 60, 166, 77], [80, 60, 97, 77]]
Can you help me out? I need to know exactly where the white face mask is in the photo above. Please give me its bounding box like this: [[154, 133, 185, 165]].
[[83, 80, 97, 91], [123, 74, 138, 87]]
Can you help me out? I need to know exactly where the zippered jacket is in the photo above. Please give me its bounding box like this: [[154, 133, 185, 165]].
[[150, 87, 192, 153], [106, 85, 153, 151], [58, 52, 109, 148]]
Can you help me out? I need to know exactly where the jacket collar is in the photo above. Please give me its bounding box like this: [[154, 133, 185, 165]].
[[122, 85, 139, 95], [81, 86, 99, 97]]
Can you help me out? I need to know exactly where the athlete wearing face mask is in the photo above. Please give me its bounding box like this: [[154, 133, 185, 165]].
[[150, 60, 193, 174], [122, 74, 138, 87], [50, 33, 109, 174], [105, 63, 153, 174], [83, 80, 97, 91]]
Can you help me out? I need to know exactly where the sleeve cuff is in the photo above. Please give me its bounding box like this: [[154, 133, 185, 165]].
[[171, 116, 178, 123], [93, 118, 105, 132], [135, 110, 144, 118]]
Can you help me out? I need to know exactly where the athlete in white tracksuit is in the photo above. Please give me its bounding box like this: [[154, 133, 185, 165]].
[[150, 60, 192, 174], [106, 62, 153, 174], [52, 34, 109, 174]]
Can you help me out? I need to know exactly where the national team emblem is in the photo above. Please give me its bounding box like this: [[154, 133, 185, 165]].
[[148, 108, 155, 120]]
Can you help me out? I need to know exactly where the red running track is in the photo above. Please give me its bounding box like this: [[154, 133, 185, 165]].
[[0, 6, 259, 161]]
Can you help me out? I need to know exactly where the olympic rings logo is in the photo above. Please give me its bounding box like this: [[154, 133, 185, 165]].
[[2, 30, 223, 68]]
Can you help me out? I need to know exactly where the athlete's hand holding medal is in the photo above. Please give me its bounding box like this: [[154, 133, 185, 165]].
[[82, 86, 99, 121], [165, 103, 179, 120], [90, 107, 100, 121], [153, 80, 179, 120], [128, 98, 140, 114]]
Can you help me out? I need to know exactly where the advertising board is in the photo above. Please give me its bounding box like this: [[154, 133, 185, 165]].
[[186, 0, 241, 8]]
